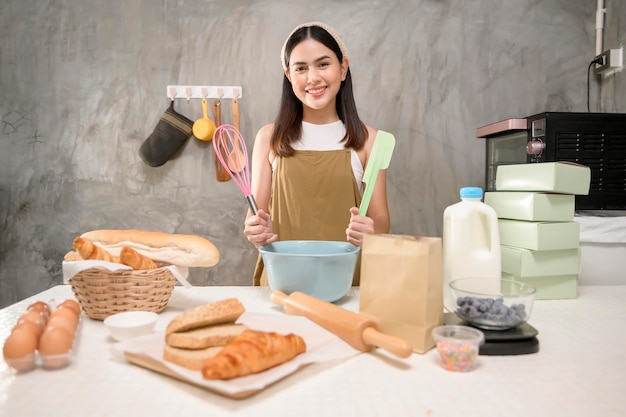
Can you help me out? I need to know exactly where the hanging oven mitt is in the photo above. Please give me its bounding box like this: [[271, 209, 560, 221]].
[[139, 101, 194, 167]]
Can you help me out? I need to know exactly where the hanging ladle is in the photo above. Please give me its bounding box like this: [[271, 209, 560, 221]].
[[192, 95, 216, 141]]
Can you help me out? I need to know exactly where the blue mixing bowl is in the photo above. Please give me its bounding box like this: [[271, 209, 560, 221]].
[[259, 240, 360, 302]]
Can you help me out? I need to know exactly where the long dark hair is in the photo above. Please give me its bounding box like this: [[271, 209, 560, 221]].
[[271, 25, 368, 157]]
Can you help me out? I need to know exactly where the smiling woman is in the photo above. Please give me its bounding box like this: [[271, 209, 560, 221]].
[[243, 22, 391, 287]]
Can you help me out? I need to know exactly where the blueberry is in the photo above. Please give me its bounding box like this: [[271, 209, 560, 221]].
[[458, 296, 527, 327], [484, 313, 497, 321], [513, 304, 526, 314]]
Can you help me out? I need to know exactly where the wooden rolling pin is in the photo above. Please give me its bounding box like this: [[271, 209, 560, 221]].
[[271, 291, 413, 359]]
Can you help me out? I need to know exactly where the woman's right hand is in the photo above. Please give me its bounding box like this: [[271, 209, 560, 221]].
[[244, 209, 278, 248]]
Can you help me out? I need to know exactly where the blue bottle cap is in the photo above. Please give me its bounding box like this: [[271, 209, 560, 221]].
[[460, 187, 483, 199]]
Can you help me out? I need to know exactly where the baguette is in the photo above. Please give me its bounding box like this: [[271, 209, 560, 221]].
[[165, 298, 245, 335], [81, 229, 219, 267], [166, 323, 248, 349], [72, 237, 119, 263], [163, 345, 223, 370], [119, 246, 158, 270], [201, 330, 306, 380]]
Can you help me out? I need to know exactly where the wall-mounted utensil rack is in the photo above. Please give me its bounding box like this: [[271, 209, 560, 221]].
[[167, 85, 242, 100]]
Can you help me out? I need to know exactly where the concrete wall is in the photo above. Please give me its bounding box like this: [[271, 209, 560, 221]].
[[1, 0, 624, 307]]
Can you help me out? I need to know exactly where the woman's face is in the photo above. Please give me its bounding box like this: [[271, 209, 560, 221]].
[[285, 38, 348, 118]]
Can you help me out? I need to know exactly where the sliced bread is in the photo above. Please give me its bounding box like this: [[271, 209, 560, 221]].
[[163, 344, 223, 370], [165, 298, 245, 335], [166, 323, 248, 349]]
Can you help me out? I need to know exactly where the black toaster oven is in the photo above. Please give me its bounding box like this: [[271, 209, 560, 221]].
[[477, 112, 626, 210]]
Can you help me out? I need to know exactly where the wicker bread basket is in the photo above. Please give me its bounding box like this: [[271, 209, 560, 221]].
[[69, 266, 177, 320]]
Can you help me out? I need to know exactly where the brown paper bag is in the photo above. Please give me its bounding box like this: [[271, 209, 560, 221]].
[[359, 234, 443, 354]]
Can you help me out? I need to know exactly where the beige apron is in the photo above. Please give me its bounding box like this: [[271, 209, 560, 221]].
[[252, 149, 362, 286]]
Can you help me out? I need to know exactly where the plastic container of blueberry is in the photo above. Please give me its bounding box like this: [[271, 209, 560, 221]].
[[449, 278, 536, 331]]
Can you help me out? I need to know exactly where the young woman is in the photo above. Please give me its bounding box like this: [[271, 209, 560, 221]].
[[244, 21, 390, 286]]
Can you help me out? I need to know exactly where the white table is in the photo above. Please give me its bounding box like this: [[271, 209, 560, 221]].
[[1, 285, 625, 417]]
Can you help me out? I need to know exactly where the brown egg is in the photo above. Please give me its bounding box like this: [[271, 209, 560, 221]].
[[47, 316, 76, 337], [39, 326, 73, 369], [49, 306, 78, 328], [57, 299, 81, 316], [18, 310, 47, 330], [13, 319, 44, 340], [2, 328, 38, 371], [28, 301, 51, 316]]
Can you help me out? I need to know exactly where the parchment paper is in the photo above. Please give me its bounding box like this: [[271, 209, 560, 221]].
[[112, 312, 361, 398]]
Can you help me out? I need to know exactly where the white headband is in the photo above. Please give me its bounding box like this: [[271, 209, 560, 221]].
[[280, 21, 349, 71]]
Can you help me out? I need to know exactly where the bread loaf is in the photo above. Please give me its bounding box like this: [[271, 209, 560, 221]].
[[163, 345, 223, 371], [80, 229, 219, 267], [166, 298, 245, 335], [162, 298, 247, 370], [201, 330, 307, 380], [166, 323, 248, 350]]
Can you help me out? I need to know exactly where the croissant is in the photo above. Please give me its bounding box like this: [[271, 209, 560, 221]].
[[201, 329, 306, 380], [72, 237, 119, 263], [119, 246, 158, 270], [63, 250, 83, 262]]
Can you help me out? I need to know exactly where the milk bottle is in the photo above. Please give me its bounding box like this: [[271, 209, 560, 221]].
[[442, 187, 501, 312]]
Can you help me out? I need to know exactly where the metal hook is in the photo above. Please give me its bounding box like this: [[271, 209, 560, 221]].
[[185, 87, 192, 102], [169, 87, 177, 101]]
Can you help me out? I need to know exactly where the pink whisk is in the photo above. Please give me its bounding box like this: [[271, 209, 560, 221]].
[[212, 124, 259, 214]]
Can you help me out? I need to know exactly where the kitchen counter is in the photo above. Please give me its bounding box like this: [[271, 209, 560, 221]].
[[1, 285, 625, 417]]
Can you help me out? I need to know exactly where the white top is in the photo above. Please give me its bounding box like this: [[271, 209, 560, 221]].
[[574, 211, 626, 243], [272, 121, 364, 186], [1, 285, 625, 417]]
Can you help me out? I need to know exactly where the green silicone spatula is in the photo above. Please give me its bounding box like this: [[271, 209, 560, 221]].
[[358, 130, 396, 216]]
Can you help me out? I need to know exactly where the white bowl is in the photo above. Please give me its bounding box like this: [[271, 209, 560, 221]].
[[103, 311, 159, 342]]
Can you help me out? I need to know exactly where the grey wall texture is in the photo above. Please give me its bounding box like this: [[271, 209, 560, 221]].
[[1, 0, 625, 307]]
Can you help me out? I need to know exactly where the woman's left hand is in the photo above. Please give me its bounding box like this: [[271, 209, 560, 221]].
[[346, 207, 375, 247]]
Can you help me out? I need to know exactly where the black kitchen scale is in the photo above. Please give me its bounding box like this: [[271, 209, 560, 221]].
[[444, 312, 540, 356]]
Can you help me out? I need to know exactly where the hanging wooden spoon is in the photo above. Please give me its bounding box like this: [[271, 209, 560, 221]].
[[227, 93, 247, 173], [212, 99, 230, 182]]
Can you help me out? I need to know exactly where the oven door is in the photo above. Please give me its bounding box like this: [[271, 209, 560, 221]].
[[485, 132, 529, 191], [477, 118, 530, 191]]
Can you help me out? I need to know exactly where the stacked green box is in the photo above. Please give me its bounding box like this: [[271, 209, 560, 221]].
[[484, 162, 591, 299]]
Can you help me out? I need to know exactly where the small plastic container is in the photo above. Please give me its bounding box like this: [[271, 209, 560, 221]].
[[4, 354, 37, 373], [432, 325, 484, 372], [4, 320, 81, 373], [4, 300, 83, 374]]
